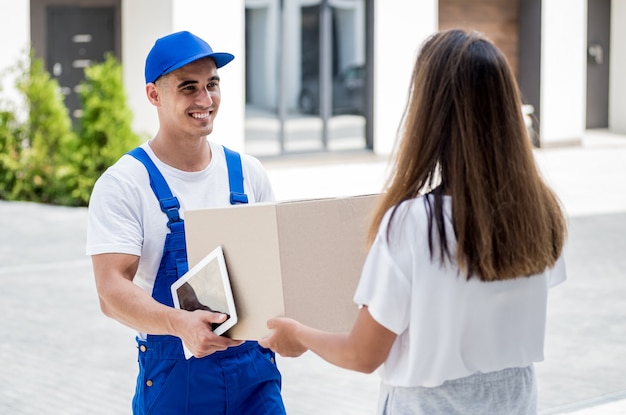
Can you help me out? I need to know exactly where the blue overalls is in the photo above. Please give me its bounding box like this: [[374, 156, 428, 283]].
[[127, 146, 286, 415]]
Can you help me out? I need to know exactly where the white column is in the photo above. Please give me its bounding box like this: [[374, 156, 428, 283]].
[[372, 0, 437, 156], [610, 0, 626, 133], [172, 0, 246, 151], [122, 0, 173, 140], [540, 0, 587, 146], [0, 0, 30, 117]]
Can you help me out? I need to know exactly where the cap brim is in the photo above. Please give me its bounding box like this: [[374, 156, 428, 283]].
[[154, 52, 235, 83], [209, 52, 235, 68]]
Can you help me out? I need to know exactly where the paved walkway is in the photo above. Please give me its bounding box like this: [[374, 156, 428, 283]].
[[1, 130, 625, 414]]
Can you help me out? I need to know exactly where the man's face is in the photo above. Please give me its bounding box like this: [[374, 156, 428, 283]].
[[152, 57, 222, 138]]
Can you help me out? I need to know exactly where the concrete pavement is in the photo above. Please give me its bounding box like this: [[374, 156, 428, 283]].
[[1, 130, 625, 414]]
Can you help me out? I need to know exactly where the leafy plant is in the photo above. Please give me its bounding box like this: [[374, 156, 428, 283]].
[[0, 50, 141, 206], [0, 109, 24, 200], [69, 53, 141, 205], [0, 51, 77, 204]]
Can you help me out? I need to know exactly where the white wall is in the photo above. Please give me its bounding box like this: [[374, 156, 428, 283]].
[[610, 0, 626, 133], [540, 0, 587, 145], [0, 1, 30, 116], [372, 0, 437, 155], [122, 0, 173, 141], [7, 0, 622, 156], [123, 0, 246, 151], [172, 0, 246, 151]]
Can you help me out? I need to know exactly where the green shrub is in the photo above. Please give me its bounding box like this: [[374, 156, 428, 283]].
[[0, 109, 24, 200], [0, 51, 78, 204], [69, 53, 141, 205], [0, 50, 140, 206]]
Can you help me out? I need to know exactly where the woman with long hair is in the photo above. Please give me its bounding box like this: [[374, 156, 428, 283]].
[[259, 29, 567, 414]]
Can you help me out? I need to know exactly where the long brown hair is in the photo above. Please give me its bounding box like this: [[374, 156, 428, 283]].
[[369, 29, 566, 281]]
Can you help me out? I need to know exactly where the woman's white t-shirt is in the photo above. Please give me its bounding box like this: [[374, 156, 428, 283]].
[[353, 195, 566, 388], [86, 141, 275, 328]]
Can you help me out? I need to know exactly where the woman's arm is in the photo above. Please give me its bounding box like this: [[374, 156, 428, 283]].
[[259, 306, 397, 373]]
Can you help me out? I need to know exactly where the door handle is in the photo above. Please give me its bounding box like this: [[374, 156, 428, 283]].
[[52, 62, 62, 76], [588, 43, 604, 65]]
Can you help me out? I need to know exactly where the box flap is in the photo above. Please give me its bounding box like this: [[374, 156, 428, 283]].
[[276, 195, 377, 332]]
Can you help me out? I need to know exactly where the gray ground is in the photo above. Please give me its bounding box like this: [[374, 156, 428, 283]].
[[1, 130, 625, 414]]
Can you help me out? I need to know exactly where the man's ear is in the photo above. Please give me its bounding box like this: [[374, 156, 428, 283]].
[[146, 83, 160, 106]]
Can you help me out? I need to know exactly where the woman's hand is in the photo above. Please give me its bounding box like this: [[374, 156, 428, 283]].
[[259, 307, 396, 373], [259, 317, 308, 357]]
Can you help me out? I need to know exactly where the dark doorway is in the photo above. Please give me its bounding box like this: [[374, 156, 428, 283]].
[[586, 0, 611, 129], [30, 0, 121, 125], [518, 0, 542, 146], [46, 6, 116, 123]]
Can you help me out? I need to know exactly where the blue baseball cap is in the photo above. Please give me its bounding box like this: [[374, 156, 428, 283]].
[[145, 31, 235, 84]]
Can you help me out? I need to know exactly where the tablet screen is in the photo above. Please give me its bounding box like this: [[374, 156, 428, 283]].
[[171, 246, 237, 358]]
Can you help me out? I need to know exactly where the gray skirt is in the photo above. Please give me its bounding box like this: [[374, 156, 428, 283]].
[[377, 365, 537, 415]]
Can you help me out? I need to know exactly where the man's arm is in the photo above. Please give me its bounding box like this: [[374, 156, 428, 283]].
[[91, 253, 242, 357]]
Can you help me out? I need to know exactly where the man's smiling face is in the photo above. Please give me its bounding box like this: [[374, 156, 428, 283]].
[[155, 57, 221, 139]]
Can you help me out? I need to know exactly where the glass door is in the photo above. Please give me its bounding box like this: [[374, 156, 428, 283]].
[[245, 0, 369, 156]]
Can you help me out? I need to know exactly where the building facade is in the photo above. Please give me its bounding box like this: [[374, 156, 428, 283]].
[[0, 0, 624, 157]]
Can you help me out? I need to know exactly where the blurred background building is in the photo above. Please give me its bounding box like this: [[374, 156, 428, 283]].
[[1, 0, 624, 157]]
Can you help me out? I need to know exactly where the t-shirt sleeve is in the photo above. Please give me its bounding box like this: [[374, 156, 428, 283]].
[[85, 171, 144, 257], [353, 222, 412, 335], [548, 250, 567, 288]]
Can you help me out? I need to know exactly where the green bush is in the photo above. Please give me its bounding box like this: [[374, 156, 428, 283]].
[[69, 53, 141, 205], [0, 50, 140, 206], [0, 109, 24, 200], [0, 51, 77, 204]]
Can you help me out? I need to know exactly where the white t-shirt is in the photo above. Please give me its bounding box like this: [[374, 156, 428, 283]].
[[353, 195, 566, 388], [86, 140, 275, 298]]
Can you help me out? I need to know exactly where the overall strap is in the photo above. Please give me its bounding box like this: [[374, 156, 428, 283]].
[[126, 145, 248, 221], [127, 147, 183, 231], [223, 146, 249, 204]]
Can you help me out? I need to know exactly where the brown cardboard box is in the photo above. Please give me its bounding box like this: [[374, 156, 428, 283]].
[[185, 194, 379, 340]]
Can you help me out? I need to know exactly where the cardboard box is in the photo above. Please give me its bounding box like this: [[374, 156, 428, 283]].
[[185, 194, 379, 340]]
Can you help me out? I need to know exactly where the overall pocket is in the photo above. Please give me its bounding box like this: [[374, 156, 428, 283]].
[[133, 347, 188, 415]]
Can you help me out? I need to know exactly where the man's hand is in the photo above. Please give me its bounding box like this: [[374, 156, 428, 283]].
[[176, 309, 243, 358], [92, 253, 243, 358]]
